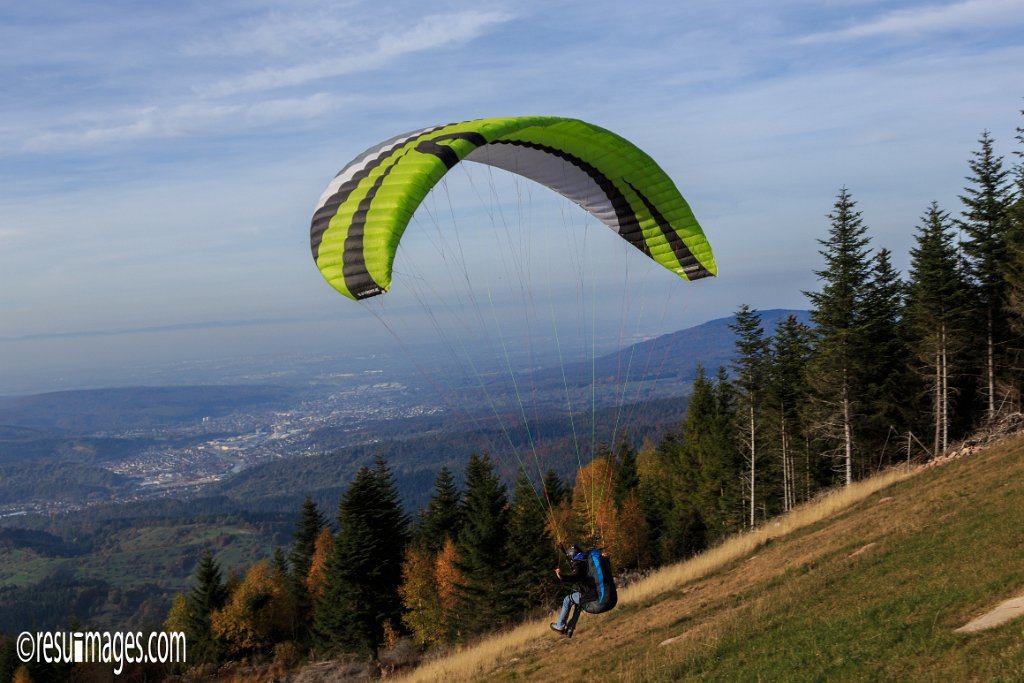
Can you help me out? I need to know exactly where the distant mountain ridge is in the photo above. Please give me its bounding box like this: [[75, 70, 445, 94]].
[[571, 308, 811, 383]]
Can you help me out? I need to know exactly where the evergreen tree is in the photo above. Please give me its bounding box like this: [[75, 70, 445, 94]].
[[765, 315, 816, 510], [636, 438, 671, 566], [1004, 110, 1024, 390], [454, 454, 511, 636], [959, 131, 1014, 418], [186, 550, 228, 664], [612, 437, 639, 510], [290, 498, 327, 583], [805, 188, 873, 486], [289, 497, 327, 645], [542, 468, 567, 507], [506, 471, 557, 616], [418, 466, 463, 554], [859, 248, 912, 469], [663, 366, 740, 554], [315, 458, 410, 658], [729, 304, 767, 527], [907, 203, 970, 454]]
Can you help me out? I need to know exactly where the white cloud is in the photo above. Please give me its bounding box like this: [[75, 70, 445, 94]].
[[20, 92, 345, 151], [198, 9, 514, 97], [183, 5, 363, 58], [800, 0, 1024, 42]]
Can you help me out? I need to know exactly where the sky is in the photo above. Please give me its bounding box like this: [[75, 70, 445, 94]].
[[0, 0, 1022, 396]]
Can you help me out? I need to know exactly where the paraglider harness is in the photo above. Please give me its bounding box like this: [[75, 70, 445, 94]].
[[559, 543, 617, 615]]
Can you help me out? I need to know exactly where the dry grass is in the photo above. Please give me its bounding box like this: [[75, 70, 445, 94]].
[[395, 465, 917, 683], [622, 466, 913, 605], [395, 620, 550, 683]]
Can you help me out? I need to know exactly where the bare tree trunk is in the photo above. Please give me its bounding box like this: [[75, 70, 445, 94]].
[[749, 399, 756, 528], [934, 345, 941, 455], [987, 308, 995, 420], [781, 413, 790, 513], [843, 370, 853, 486], [941, 322, 949, 452], [805, 435, 811, 501]]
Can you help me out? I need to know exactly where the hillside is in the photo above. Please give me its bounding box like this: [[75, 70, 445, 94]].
[[0, 385, 296, 432], [395, 428, 1024, 682], [483, 309, 811, 409]]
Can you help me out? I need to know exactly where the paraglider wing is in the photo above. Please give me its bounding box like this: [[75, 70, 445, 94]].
[[310, 116, 717, 300]]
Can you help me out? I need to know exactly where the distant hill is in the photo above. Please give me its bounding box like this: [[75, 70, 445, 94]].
[[0, 384, 297, 432], [563, 307, 811, 384], [0, 461, 134, 506], [478, 309, 811, 409]]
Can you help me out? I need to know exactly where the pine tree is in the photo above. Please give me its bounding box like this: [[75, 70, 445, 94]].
[[506, 471, 556, 616], [186, 550, 228, 664], [805, 188, 873, 486], [729, 304, 767, 527], [612, 438, 639, 510], [663, 366, 740, 554], [859, 248, 912, 468], [959, 131, 1014, 418], [541, 468, 567, 507], [418, 466, 463, 554], [907, 203, 970, 454], [765, 315, 816, 510], [290, 498, 327, 584], [314, 458, 410, 658], [1004, 110, 1024, 388], [289, 497, 327, 645], [636, 438, 671, 566], [454, 454, 511, 636]]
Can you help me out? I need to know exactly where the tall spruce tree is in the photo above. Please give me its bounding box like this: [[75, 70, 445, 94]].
[[315, 458, 410, 658], [291, 497, 327, 582], [186, 550, 228, 664], [636, 438, 671, 567], [418, 466, 463, 554], [664, 366, 740, 553], [805, 188, 873, 486], [859, 248, 912, 468], [907, 203, 970, 454], [506, 471, 556, 616], [454, 454, 511, 636], [612, 437, 639, 510], [729, 304, 767, 527], [959, 131, 1014, 418], [542, 468, 567, 507], [1004, 111, 1024, 386], [289, 497, 327, 643], [766, 315, 817, 510]]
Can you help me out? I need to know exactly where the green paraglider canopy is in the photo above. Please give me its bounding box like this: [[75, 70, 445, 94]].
[[310, 116, 717, 300]]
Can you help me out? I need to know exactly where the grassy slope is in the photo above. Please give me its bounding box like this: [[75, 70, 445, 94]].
[[400, 433, 1024, 683]]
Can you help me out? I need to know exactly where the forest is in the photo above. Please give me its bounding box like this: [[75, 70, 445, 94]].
[[1, 109, 1022, 682]]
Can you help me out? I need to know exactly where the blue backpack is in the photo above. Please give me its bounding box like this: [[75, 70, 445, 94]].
[[580, 549, 617, 614]]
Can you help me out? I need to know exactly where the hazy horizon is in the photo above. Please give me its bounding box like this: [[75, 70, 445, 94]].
[[2, 0, 1021, 396]]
